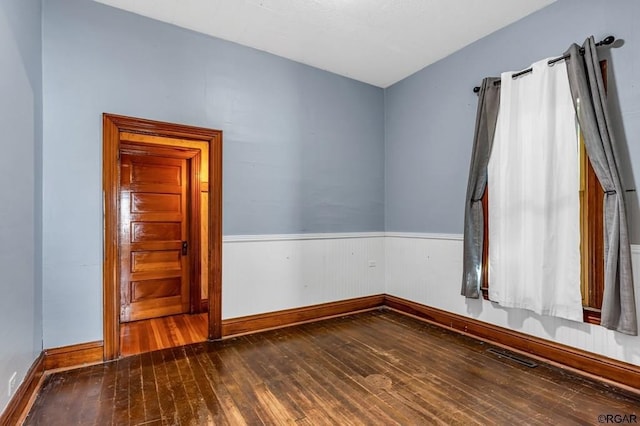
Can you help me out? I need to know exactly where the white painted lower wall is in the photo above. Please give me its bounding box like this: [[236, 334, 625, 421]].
[[385, 233, 640, 366], [222, 233, 386, 319]]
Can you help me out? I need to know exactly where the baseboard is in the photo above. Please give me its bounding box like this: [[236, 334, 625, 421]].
[[43, 341, 104, 371], [0, 353, 45, 426], [221, 294, 386, 337], [384, 294, 640, 391], [1, 341, 104, 423]]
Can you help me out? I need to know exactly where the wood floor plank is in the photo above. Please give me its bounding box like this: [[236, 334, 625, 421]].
[[343, 313, 571, 422], [139, 352, 162, 424], [240, 333, 350, 424], [182, 345, 230, 425], [294, 326, 416, 424], [120, 313, 208, 357], [26, 310, 640, 425], [274, 333, 402, 425], [305, 317, 483, 424], [197, 344, 256, 425]]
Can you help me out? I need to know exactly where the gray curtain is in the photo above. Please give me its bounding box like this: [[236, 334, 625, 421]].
[[461, 77, 500, 298], [565, 38, 638, 335]]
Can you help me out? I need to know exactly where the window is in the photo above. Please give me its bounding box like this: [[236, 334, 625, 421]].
[[480, 61, 608, 325]]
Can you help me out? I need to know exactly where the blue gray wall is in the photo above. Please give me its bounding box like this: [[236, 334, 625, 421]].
[[37, 0, 640, 349], [385, 0, 640, 243], [42, 0, 385, 347], [0, 0, 43, 413]]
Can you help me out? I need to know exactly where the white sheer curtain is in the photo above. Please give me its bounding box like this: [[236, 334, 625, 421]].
[[488, 58, 583, 322]]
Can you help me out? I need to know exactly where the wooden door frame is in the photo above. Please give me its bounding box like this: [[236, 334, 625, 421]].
[[103, 113, 222, 361], [120, 142, 202, 318]]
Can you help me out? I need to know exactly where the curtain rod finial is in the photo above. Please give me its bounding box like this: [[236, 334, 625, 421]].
[[599, 35, 615, 46]]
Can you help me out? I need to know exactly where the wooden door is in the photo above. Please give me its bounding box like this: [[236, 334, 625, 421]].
[[119, 150, 190, 322], [104, 114, 222, 361]]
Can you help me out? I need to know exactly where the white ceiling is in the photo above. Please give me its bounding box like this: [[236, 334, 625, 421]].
[[93, 0, 556, 88]]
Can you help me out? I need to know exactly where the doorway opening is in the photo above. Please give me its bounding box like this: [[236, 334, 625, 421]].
[[103, 114, 222, 360]]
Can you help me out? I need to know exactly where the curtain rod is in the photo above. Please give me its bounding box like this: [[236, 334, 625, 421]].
[[472, 36, 616, 93]]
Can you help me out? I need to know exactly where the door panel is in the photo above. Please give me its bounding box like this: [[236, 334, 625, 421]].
[[120, 152, 190, 322], [130, 278, 182, 301], [132, 222, 181, 242], [131, 163, 182, 185], [131, 250, 182, 272], [131, 193, 182, 213]]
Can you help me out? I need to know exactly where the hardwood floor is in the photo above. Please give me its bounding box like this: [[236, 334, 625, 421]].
[[26, 310, 640, 425], [120, 313, 208, 357]]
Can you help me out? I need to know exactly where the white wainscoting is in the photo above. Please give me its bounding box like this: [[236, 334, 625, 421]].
[[222, 233, 385, 319], [385, 233, 640, 366], [220, 231, 640, 366]]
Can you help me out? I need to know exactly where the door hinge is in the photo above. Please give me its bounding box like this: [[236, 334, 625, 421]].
[[182, 241, 188, 256]]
